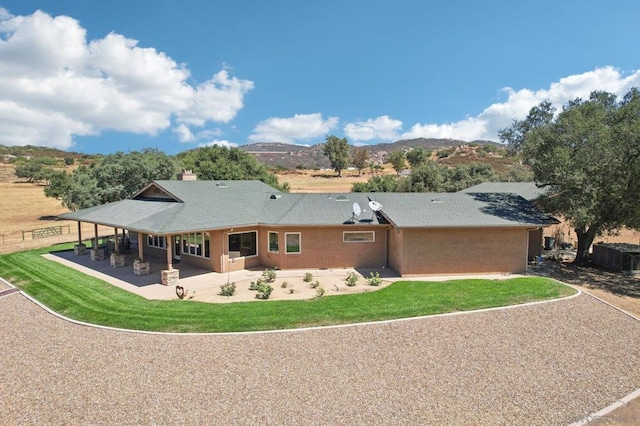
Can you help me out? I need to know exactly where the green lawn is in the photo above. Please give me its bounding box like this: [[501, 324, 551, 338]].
[[0, 243, 576, 333]]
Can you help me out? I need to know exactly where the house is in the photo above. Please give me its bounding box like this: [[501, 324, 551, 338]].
[[461, 182, 550, 259], [60, 179, 557, 282]]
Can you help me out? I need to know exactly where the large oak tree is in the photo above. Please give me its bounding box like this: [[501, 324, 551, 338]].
[[499, 89, 640, 265]]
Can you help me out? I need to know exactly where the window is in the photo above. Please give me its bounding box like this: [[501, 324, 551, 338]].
[[228, 231, 258, 257], [177, 232, 210, 258], [343, 231, 375, 243], [268, 232, 279, 253], [147, 235, 165, 249], [285, 232, 301, 254]]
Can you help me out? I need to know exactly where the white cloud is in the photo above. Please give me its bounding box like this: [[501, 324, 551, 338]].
[[248, 113, 339, 144], [173, 124, 223, 143], [0, 9, 253, 149], [402, 66, 640, 142], [198, 139, 238, 148], [344, 115, 402, 141]]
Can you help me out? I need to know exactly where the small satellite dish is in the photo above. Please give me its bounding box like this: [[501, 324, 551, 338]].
[[352, 202, 362, 216], [368, 200, 383, 211]]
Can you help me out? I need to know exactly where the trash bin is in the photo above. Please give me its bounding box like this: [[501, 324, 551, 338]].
[[544, 236, 555, 250]]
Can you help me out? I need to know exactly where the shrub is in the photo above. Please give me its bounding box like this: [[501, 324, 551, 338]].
[[249, 279, 262, 291], [309, 280, 320, 289], [281, 281, 288, 288], [303, 272, 313, 282], [262, 268, 277, 283], [316, 287, 325, 297], [289, 288, 295, 294], [256, 282, 273, 300], [219, 282, 236, 297], [345, 272, 359, 287], [368, 272, 382, 286]]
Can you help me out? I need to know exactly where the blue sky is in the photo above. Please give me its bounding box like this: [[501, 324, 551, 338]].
[[1, 1, 639, 154]]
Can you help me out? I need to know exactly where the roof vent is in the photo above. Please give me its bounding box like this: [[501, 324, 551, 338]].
[[431, 198, 443, 204], [336, 195, 349, 201], [216, 182, 228, 188], [270, 194, 282, 200]]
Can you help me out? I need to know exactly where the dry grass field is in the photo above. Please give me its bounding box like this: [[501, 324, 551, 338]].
[[275, 165, 395, 193], [0, 164, 111, 254]]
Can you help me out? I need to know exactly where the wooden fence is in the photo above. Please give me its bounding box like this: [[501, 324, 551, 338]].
[[21, 225, 71, 240]]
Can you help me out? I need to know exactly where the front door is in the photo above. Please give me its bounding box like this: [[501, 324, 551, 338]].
[[174, 235, 181, 261]]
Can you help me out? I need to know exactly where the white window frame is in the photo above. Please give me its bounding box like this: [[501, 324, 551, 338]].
[[147, 234, 166, 249], [285, 232, 301, 254], [343, 231, 375, 243], [268, 231, 279, 253], [179, 232, 210, 259]]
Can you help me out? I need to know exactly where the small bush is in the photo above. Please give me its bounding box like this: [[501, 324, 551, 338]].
[[262, 268, 277, 283], [219, 282, 236, 297], [345, 272, 359, 287], [316, 287, 325, 297], [281, 281, 288, 288], [309, 280, 320, 289], [289, 288, 295, 294], [256, 282, 273, 300], [249, 279, 263, 291], [368, 272, 382, 286], [303, 272, 313, 282]]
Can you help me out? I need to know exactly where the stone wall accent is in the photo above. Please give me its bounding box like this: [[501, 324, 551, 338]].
[[74, 244, 87, 256], [90, 248, 105, 261], [133, 260, 150, 276], [161, 269, 180, 286], [110, 253, 125, 268]]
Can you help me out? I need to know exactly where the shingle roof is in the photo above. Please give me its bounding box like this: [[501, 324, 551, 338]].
[[60, 180, 556, 233], [368, 192, 557, 228], [460, 182, 546, 201]]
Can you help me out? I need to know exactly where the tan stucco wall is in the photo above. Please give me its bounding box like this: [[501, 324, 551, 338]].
[[259, 226, 387, 270], [388, 228, 404, 275], [397, 227, 529, 275]]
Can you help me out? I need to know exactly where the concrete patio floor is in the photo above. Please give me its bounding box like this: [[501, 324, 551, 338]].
[[46, 248, 524, 303]]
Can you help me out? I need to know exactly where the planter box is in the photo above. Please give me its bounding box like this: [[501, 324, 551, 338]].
[[74, 243, 87, 256], [90, 248, 105, 261], [133, 260, 150, 276], [110, 253, 125, 268], [161, 269, 179, 286]]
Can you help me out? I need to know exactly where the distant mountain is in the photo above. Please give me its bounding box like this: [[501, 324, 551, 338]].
[[240, 138, 503, 169]]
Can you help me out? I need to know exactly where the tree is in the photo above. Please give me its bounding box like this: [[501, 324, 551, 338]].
[[352, 175, 400, 192], [351, 147, 369, 176], [322, 135, 350, 176], [404, 160, 444, 192], [406, 147, 428, 168], [45, 149, 179, 211], [388, 150, 406, 175], [500, 89, 640, 265], [15, 162, 45, 183], [177, 145, 288, 191]]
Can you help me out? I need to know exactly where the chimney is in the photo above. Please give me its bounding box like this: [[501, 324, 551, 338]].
[[177, 169, 197, 181]]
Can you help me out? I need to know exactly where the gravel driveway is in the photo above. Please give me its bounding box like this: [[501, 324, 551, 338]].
[[1, 292, 639, 425]]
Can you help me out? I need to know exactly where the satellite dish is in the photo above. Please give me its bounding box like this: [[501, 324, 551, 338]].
[[352, 202, 362, 216], [368, 200, 383, 211]]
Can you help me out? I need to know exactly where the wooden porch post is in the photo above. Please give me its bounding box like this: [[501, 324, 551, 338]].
[[113, 227, 119, 254], [166, 235, 173, 271], [93, 223, 98, 249], [138, 233, 144, 261], [77, 221, 82, 244]]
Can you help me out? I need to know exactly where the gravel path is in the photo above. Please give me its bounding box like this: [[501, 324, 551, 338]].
[[1, 292, 639, 425]]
